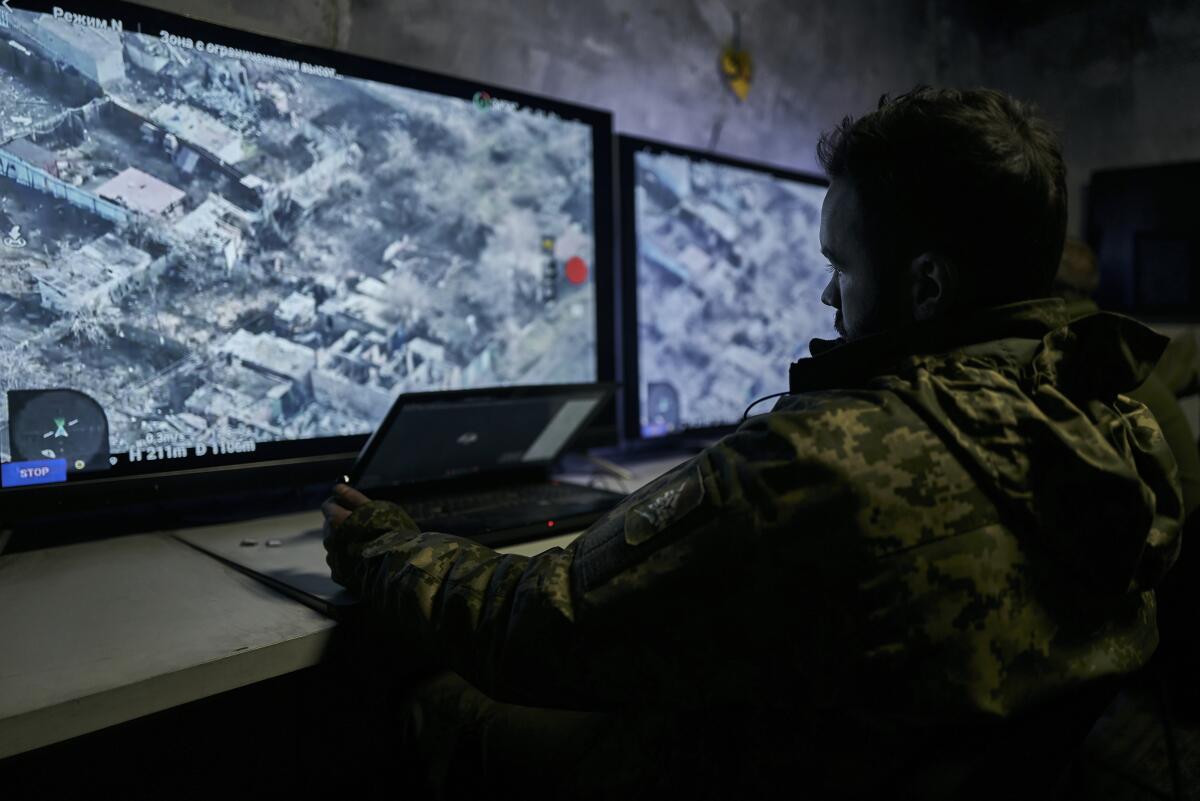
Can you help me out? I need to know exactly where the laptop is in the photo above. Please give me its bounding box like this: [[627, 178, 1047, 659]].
[[175, 384, 626, 617], [347, 384, 627, 546]]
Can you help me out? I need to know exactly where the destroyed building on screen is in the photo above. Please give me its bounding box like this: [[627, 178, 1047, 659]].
[[34, 233, 153, 314], [1, 5, 597, 456]]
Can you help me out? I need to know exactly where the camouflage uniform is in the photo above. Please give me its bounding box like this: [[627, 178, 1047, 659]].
[[326, 299, 1183, 799], [1061, 297, 1200, 518]]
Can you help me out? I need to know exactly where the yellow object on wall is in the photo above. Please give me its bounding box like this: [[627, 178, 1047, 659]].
[[721, 45, 753, 101]]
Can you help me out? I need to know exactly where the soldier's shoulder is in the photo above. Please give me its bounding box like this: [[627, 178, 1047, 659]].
[[734, 388, 993, 551], [742, 388, 927, 461]]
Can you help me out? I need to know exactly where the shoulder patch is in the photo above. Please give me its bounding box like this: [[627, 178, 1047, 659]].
[[625, 465, 706, 546], [578, 460, 715, 592]]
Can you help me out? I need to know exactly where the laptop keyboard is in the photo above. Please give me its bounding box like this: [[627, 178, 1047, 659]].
[[402, 482, 618, 521]]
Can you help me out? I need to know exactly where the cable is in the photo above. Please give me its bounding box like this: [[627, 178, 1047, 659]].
[[586, 453, 635, 482], [742, 392, 792, 422]]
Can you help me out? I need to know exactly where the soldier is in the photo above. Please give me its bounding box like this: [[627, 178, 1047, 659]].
[[324, 88, 1183, 799]]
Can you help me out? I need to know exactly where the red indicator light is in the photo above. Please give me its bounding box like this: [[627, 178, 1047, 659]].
[[565, 257, 589, 285], [547, 520, 556, 528]]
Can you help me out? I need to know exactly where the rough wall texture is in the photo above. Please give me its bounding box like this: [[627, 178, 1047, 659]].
[[135, 0, 940, 176]]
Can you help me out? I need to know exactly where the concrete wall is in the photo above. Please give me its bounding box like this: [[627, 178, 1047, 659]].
[[134, 0, 941, 176]]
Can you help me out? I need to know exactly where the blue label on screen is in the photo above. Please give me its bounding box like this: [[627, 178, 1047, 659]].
[[1, 459, 68, 488]]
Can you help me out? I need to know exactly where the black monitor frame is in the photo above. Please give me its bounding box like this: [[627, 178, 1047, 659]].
[[0, 0, 616, 527], [616, 134, 828, 445], [1087, 161, 1200, 323]]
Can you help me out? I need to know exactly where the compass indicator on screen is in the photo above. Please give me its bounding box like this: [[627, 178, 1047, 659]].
[[47, 417, 74, 438], [8, 389, 112, 474]]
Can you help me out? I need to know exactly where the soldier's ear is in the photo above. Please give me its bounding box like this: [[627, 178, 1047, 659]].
[[908, 252, 959, 322]]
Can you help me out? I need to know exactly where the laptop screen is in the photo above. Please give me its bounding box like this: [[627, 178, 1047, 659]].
[[353, 387, 607, 489]]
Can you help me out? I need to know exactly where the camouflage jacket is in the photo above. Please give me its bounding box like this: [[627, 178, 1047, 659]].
[[326, 299, 1183, 797], [1062, 297, 1200, 518]]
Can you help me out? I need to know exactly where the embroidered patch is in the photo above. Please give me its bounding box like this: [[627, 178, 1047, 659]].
[[624, 465, 706, 546]]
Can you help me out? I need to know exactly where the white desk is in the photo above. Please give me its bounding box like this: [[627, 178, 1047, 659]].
[[0, 533, 335, 760], [0, 526, 579, 762]]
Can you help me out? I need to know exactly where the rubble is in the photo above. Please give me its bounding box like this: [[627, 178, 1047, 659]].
[[635, 150, 833, 435], [0, 6, 597, 460]]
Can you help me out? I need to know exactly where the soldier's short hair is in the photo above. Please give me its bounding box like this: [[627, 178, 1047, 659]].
[[817, 87, 1068, 304]]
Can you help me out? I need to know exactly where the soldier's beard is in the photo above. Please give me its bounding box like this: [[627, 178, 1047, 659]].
[[834, 312, 847, 340]]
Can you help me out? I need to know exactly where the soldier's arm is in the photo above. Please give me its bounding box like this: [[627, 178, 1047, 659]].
[[327, 414, 850, 712]]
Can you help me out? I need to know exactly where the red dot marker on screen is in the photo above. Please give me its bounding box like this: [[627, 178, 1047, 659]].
[[564, 257, 589, 285]]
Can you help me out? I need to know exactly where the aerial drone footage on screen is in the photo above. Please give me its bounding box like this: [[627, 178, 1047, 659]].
[[632, 145, 832, 437], [0, 2, 600, 480]]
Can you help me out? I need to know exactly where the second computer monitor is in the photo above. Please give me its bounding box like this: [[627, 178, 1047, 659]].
[[620, 136, 833, 439]]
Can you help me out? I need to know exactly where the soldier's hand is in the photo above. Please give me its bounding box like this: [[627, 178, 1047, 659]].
[[323, 484, 420, 589], [321, 483, 372, 532]]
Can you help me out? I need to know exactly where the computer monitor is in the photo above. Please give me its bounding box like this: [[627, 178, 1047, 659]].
[[0, 0, 613, 521], [1088, 162, 1200, 321], [618, 135, 832, 440]]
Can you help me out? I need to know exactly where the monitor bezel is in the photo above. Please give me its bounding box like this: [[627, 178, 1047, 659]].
[[0, 0, 616, 522], [616, 133, 829, 444], [1087, 161, 1200, 323]]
